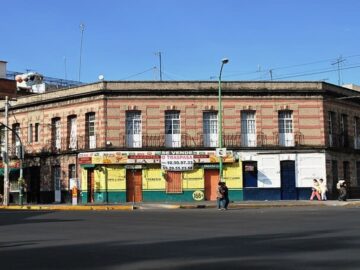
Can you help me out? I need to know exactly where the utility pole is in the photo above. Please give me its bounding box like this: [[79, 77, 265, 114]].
[[78, 23, 85, 82], [3, 96, 9, 206], [155, 52, 163, 81], [331, 56, 345, 85], [269, 69, 273, 81]]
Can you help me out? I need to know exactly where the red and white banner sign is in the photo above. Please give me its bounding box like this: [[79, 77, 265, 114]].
[[161, 155, 194, 171]]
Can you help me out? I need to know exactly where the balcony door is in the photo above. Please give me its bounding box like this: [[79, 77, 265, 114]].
[[86, 113, 96, 149], [165, 111, 181, 147], [68, 116, 77, 150], [126, 111, 142, 148], [203, 112, 218, 147], [13, 124, 21, 157], [278, 111, 294, 146], [241, 111, 256, 147], [328, 112, 336, 147]]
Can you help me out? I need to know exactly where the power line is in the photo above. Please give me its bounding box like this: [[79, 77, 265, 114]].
[[270, 64, 360, 81], [119, 67, 157, 80], [223, 53, 360, 79]]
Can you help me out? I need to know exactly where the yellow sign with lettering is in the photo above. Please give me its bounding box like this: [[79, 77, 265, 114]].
[[143, 167, 165, 190], [223, 163, 242, 188], [182, 168, 204, 189]]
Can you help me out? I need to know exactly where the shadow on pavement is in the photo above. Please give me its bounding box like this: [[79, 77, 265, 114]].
[[0, 210, 82, 226], [0, 229, 359, 270]]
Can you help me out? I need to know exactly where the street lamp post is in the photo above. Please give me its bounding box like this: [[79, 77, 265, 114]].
[[218, 58, 229, 182]]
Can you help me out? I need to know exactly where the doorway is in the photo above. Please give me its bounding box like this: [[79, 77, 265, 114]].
[[87, 169, 95, 203], [126, 170, 142, 202], [243, 161, 258, 187], [205, 170, 219, 201], [280, 160, 297, 200], [331, 160, 338, 199], [28, 167, 40, 203]]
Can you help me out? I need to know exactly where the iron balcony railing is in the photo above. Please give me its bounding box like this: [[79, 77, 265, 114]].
[[328, 133, 357, 149], [15, 131, 354, 155]]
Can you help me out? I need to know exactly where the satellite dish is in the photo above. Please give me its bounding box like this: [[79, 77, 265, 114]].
[[98, 74, 104, 81]]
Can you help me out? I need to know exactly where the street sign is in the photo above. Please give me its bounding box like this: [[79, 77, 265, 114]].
[[216, 148, 227, 157]]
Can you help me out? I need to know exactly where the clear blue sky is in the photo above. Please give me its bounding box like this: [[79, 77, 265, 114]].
[[1, 0, 360, 85]]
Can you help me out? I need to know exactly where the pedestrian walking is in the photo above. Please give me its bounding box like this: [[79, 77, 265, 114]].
[[222, 182, 230, 210], [319, 178, 327, 201], [216, 182, 225, 210], [337, 180, 347, 201], [310, 179, 321, 201]]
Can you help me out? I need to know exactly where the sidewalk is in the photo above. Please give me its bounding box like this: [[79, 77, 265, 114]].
[[1, 199, 360, 211]]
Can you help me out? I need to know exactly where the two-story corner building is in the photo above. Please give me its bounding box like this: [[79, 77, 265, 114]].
[[1, 80, 360, 204]]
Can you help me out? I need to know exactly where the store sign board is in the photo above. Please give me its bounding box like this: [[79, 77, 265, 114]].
[[161, 155, 194, 171], [78, 151, 234, 165]]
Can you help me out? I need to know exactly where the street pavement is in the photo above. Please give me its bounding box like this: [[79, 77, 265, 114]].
[[1, 199, 360, 211], [0, 206, 360, 269]]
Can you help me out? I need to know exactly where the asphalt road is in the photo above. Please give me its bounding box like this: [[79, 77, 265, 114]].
[[0, 207, 360, 270]]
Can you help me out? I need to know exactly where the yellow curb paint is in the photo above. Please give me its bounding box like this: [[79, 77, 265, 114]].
[[0, 205, 134, 211]]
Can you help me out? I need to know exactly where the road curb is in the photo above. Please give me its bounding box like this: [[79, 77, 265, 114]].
[[179, 202, 360, 209], [0, 205, 134, 211], [1, 201, 359, 211]]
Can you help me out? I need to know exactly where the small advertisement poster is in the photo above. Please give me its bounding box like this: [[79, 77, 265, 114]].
[[161, 155, 194, 171]]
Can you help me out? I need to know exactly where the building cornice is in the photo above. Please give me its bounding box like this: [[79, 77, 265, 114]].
[[1, 81, 359, 110]]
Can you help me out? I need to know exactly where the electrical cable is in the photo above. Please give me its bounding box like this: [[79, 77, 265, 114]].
[[120, 67, 157, 80]]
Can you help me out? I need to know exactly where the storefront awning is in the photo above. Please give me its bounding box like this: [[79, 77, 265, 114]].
[[0, 168, 20, 176], [81, 164, 96, 169]]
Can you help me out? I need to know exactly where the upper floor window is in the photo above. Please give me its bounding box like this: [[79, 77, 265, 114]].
[[241, 111, 256, 147], [203, 111, 218, 147], [278, 110, 294, 146], [126, 111, 142, 148], [34, 123, 40, 142], [68, 115, 77, 150], [86, 112, 96, 149], [51, 118, 61, 150], [165, 111, 181, 147], [28, 123, 33, 143]]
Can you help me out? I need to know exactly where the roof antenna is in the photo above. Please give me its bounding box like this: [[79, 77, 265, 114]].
[[155, 52, 163, 81], [78, 23, 85, 82], [331, 55, 345, 85]]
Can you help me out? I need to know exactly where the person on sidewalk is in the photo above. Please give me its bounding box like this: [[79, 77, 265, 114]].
[[337, 180, 347, 201], [222, 182, 230, 210], [216, 182, 225, 210], [310, 179, 321, 201], [319, 178, 327, 201]]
